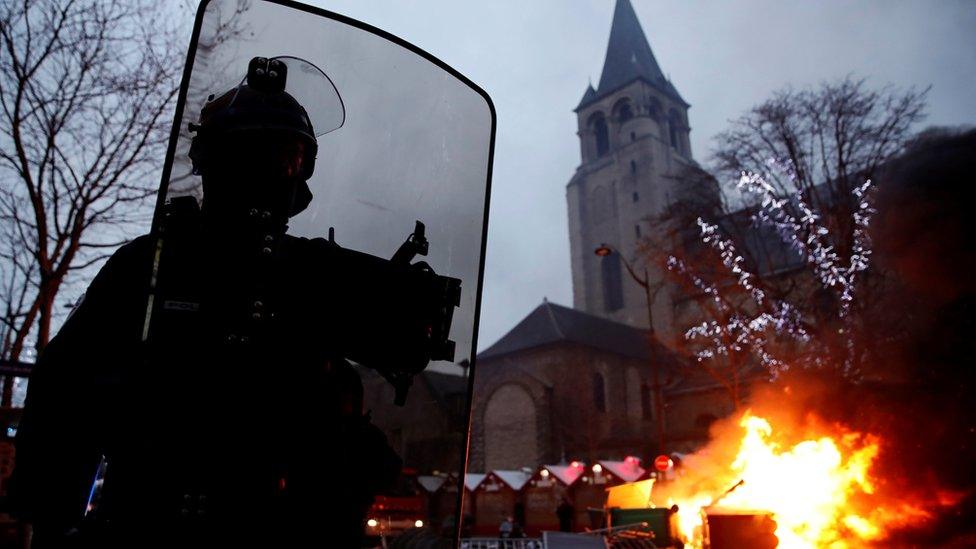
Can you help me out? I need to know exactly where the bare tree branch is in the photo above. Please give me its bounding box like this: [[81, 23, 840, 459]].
[[642, 77, 928, 406], [0, 0, 192, 406]]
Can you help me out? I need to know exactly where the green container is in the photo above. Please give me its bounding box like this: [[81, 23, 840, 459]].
[[609, 507, 681, 547]]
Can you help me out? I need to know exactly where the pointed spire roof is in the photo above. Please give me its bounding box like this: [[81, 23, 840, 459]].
[[576, 84, 597, 110], [578, 0, 688, 111]]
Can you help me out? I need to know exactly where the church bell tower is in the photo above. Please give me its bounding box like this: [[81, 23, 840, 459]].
[[567, 0, 714, 331]]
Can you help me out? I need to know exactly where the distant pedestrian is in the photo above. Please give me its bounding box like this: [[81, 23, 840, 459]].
[[499, 515, 514, 538], [556, 497, 575, 532], [514, 501, 526, 532]]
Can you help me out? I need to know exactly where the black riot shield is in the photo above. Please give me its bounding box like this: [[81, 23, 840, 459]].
[[140, 0, 494, 545]]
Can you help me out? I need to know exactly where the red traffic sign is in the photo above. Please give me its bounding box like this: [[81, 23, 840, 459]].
[[654, 455, 673, 472]]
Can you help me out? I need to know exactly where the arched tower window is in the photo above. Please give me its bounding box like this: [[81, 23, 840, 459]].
[[613, 98, 633, 123], [647, 97, 663, 121], [668, 109, 682, 150], [592, 372, 607, 413], [590, 185, 610, 223], [589, 112, 609, 157], [601, 253, 624, 312], [640, 383, 653, 419], [626, 368, 642, 420]]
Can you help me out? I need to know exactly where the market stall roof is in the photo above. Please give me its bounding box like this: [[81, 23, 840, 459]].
[[464, 473, 487, 491], [417, 475, 447, 493], [599, 458, 647, 483], [542, 464, 586, 487], [491, 470, 532, 491]]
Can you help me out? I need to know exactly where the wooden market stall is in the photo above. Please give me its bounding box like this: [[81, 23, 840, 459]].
[[461, 473, 486, 537], [571, 457, 647, 529], [417, 473, 458, 537], [471, 470, 531, 536], [522, 463, 585, 535]]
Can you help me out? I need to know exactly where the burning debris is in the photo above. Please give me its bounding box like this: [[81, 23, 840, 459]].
[[648, 130, 976, 548], [650, 398, 963, 548]]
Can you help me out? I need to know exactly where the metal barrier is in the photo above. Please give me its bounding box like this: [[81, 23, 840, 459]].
[[459, 523, 659, 549], [459, 539, 544, 549]]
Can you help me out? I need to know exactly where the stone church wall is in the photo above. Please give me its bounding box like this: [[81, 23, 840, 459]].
[[469, 344, 665, 472]]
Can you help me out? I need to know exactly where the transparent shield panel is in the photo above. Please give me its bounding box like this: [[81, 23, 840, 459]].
[[167, 1, 491, 359], [149, 0, 493, 543]]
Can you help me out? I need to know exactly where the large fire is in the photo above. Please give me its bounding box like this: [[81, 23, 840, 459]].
[[654, 411, 939, 548]]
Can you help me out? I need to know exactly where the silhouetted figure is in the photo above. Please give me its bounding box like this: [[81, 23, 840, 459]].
[[513, 500, 526, 535], [461, 513, 474, 538], [9, 57, 404, 549], [511, 518, 525, 539], [556, 497, 575, 532]]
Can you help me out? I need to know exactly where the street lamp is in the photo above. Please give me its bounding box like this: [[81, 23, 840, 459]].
[[594, 243, 666, 453], [594, 243, 657, 334]]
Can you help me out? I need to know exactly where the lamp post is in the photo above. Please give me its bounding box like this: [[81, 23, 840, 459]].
[[594, 243, 666, 454]]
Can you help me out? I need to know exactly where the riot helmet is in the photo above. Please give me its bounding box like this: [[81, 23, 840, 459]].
[[188, 56, 345, 219]]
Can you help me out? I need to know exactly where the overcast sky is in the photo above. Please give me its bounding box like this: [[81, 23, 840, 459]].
[[302, 0, 976, 352]]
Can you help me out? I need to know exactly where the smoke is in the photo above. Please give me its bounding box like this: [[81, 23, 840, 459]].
[[864, 128, 976, 542], [782, 129, 976, 543]]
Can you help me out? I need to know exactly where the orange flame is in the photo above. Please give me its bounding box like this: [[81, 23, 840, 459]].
[[656, 411, 934, 548]]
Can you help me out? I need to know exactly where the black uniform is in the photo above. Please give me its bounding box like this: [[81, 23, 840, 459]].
[[10, 198, 402, 548]]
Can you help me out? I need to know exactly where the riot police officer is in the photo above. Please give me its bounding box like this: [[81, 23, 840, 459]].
[[10, 57, 402, 548]]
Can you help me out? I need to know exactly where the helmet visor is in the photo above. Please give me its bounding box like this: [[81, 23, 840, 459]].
[[220, 55, 345, 137]]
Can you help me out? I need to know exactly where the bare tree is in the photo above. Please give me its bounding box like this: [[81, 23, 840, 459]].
[[645, 78, 929, 407], [712, 76, 927, 258], [0, 0, 187, 405]]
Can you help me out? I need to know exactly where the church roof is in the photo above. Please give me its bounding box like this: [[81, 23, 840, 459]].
[[420, 370, 468, 401], [577, 0, 688, 111], [477, 300, 678, 364]]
